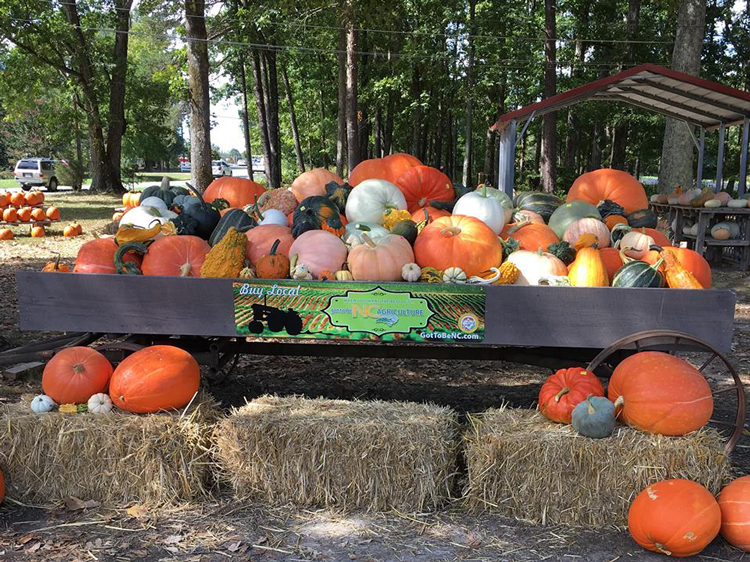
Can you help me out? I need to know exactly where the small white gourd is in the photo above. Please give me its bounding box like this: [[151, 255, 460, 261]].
[[689, 224, 700, 236], [443, 267, 467, 284], [538, 275, 573, 286], [682, 225, 693, 235], [31, 394, 57, 413], [650, 194, 660, 203], [704, 199, 722, 208], [401, 263, 421, 283], [87, 393, 113, 414]]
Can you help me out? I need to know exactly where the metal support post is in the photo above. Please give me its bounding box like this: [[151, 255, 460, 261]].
[[715, 123, 726, 193], [739, 117, 749, 196], [497, 119, 517, 197], [697, 128, 705, 190]]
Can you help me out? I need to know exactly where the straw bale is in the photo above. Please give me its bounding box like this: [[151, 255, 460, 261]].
[[463, 406, 730, 528], [213, 395, 459, 512], [0, 394, 219, 505]]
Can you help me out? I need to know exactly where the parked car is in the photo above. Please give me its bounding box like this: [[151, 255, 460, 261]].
[[180, 160, 191, 173], [251, 156, 265, 174], [13, 158, 60, 191], [212, 160, 232, 177]]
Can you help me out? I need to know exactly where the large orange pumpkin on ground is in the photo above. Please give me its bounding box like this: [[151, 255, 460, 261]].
[[608, 351, 712, 435], [568, 168, 648, 215], [394, 165, 454, 213], [718, 475, 750, 551], [141, 235, 210, 277], [290, 168, 343, 203], [203, 177, 265, 209], [42, 346, 113, 404], [642, 246, 711, 288], [414, 215, 503, 277], [74, 238, 142, 274], [628, 479, 721, 557], [538, 368, 605, 423], [109, 345, 200, 413]]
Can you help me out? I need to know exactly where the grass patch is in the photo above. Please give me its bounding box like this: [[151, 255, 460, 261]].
[[133, 172, 191, 183]]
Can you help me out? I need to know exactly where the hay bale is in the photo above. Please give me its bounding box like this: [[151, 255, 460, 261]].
[[0, 395, 218, 505], [214, 395, 459, 511], [463, 406, 730, 528]]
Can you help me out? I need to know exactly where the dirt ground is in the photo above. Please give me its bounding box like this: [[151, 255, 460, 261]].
[[0, 191, 749, 561]]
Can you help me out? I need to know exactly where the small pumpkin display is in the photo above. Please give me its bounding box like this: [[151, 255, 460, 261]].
[[394, 165, 454, 213], [141, 235, 211, 277], [628, 479, 720, 557], [611, 259, 663, 288], [345, 179, 408, 225], [42, 346, 113, 405], [9, 192, 26, 206], [0, 228, 13, 241], [291, 168, 344, 203], [348, 233, 415, 281], [109, 345, 200, 413], [568, 168, 648, 214], [256, 239, 291, 279], [292, 196, 345, 238], [567, 247, 609, 287], [200, 227, 246, 278], [538, 368, 605, 424], [64, 222, 80, 237], [548, 201, 602, 239], [3, 207, 18, 223], [30, 208, 46, 222], [246, 225, 294, 267], [88, 393, 113, 414], [452, 185, 511, 234], [31, 394, 57, 413], [562, 217, 610, 248], [74, 238, 141, 274], [335, 266, 354, 281], [608, 351, 712, 435], [718, 476, 750, 551], [204, 176, 265, 209], [507, 249, 568, 286], [288, 230, 348, 278], [571, 395, 616, 438]]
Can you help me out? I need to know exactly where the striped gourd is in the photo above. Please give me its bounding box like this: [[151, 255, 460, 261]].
[[209, 208, 256, 246], [611, 259, 664, 288], [515, 192, 562, 222]]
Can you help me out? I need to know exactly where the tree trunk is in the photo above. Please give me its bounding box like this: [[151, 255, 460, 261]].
[[411, 64, 422, 159], [462, 0, 476, 187], [358, 31, 369, 160], [384, 92, 395, 155], [374, 106, 382, 158], [445, 111, 453, 178], [540, 0, 557, 193], [534, 131, 542, 187], [658, 0, 706, 193], [336, 25, 347, 176], [318, 74, 329, 168], [345, 1, 360, 172], [434, 101, 443, 170], [251, 49, 272, 186], [588, 120, 603, 171], [282, 64, 305, 174], [239, 54, 254, 181], [185, 0, 213, 191], [261, 50, 282, 188]]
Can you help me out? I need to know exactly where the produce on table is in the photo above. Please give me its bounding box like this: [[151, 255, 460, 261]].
[[42, 346, 113, 405], [394, 165, 454, 213], [31, 394, 57, 413], [711, 221, 739, 240], [334, 267, 354, 281], [628, 479, 720, 557], [3, 208, 17, 223], [291, 168, 343, 202], [17, 207, 32, 222], [571, 396, 616, 438], [690, 188, 715, 208], [538, 368, 605, 424], [203, 176, 265, 209], [345, 179, 408, 225], [608, 351, 712, 435], [718, 476, 750, 551]]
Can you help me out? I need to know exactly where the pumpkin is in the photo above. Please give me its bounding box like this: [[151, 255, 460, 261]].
[[109, 345, 200, 414], [335, 266, 354, 281], [138, 177, 189, 206], [568, 168, 648, 214], [711, 221, 739, 240], [9, 191, 25, 206], [256, 239, 291, 279], [17, 207, 32, 222], [142, 235, 210, 277], [573, 232, 599, 251], [3, 207, 17, 223], [414, 215, 503, 277], [30, 208, 46, 222], [293, 196, 345, 238], [345, 179, 408, 225], [27, 190, 44, 205], [546, 240, 576, 265], [74, 238, 141, 274], [348, 233, 415, 281], [88, 393, 113, 414], [452, 185, 511, 234], [140, 196, 170, 214], [123, 190, 138, 206], [0, 192, 8, 207], [567, 247, 609, 287], [596, 199, 626, 218], [42, 254, 70, 272], [538, 368, 605, 424], [507, 249, 568, 286], [713, 191, 732, 205], [64, 222, 79, 237], [394, 165, 454, 213], [678, 189, 701, 206], [42, 346, 113, 405], [204, 176, 265, 209], [246, 225, 294, 267], [324, 181, 352, 213], [514, 191, 562, 222], [626, 208, 657, 228], [728, 199, 749, 208], [200, 227, 246, 278], [548, 201, 602, 239], [288, 230, 348, 278], [611, 259, 664, 288], [599, 247, 625, 280], [661, 248, 704, 289], [257, 188, 298, 215], [0, 228, 13, 241], [507, 220, 559, 252], [609, 351, 712, 435], [618, 229, 655, 259], [571, 396, 616, 438], [181, 185, 221, 240], [704, 198, 722, 208], [256, 208, 289, 227], [718, 476, 750, 551], [443, 266, 467, 283], [604, 214, 628, 230], [209, 208, 256, 246], [411, 207, 451, 227], [291, 168, 343, 202], [390, 219, 418, 245], [628, 479, 720, 557], [562, 218, 610, 248], [31, 394, 57, 413], [644, 246, 711, 288], [642, 227, 670, 247], [349, 153, 422, 186], [401, 263, 421, 282], [343, 221, 389, 245]]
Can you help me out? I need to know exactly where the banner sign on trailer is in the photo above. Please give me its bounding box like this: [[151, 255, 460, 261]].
[[233, 280, 485, 342]]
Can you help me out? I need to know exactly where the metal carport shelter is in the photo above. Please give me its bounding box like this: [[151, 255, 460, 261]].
[[492, 63, 750, 197]]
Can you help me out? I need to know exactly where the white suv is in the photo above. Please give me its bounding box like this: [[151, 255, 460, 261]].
[[211, 160, 232, 177], [14, 158, 60, 191]]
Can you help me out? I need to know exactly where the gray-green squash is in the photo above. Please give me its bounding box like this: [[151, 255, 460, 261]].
[[571, 395, 616, 438]]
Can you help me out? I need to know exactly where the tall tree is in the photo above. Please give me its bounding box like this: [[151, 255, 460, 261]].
[[238, 54, 254, 181], [658, 0, 706, 193], [282, 63, 305, 174], [462, 0, 476, 187], [336, 25, 347, 176], [251, 49, 272, 185], [185, 0, 213, 191], [540, 0, 557, 193], [345, 0, 360, 172]]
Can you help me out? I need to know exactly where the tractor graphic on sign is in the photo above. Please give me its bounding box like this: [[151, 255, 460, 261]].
[[246, 302, 303, 336]]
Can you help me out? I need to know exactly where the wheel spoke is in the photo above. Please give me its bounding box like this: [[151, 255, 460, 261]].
[[709, 419, 736, 427], [668, 337, 681, 355], [698, 352, 718, 372], [712, 386, 738, 395]]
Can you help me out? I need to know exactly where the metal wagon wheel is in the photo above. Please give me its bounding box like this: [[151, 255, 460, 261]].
[[586, 330, 747, 454]]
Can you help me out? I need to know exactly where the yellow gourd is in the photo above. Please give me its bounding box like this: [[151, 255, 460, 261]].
[[382, 208, 412, 230], [494, 261, 521, 285], [115, 222, 162, 246], [200, 227, 246, 278], [568, 247, 609, 287]]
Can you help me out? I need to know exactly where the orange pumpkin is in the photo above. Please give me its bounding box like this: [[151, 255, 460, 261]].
[[0, 228, 13, 241], [290, 168, 343, 203], [643, 246, 711, 288], [42, 255, 70, 272], [608, 351, 712, 435], [349, 153, 422, 186], [394, 165, 454, 213], [63, 224, 78, 237], [604, 214, 628, 230], [642, 227, 669, 248], [255, 239, 290, 279], [718, 475, 750, 551], [599, 247, 624, 280], [567, 247, 609, 287], [9, 192, 25, 207], [2, 207, 17, 223], [46, 206, 60, 220], [42, 346, 113, 404], [246, 225, 294, 267], [0, 192, 8, 207], [141, 235, 210, 277], [568, 168, 648, 214], [30, 225, 45, 238], [26, 190, 43, 206], [74, 238, 142, 274], [31, 208, 46, 222], [507, 221, 559, 252], [538, 368, 605, 423], [628, 479, 720, 557], [382, 153, 422, 184], [204, 177, 265, 209], [109, 345, 200, 413], [17, 207, 32, 222], [414, 215, 503, 277], [411, 206, 450, 225]]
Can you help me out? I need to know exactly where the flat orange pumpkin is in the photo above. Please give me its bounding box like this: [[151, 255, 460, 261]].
[[204, 177, 265, 209]]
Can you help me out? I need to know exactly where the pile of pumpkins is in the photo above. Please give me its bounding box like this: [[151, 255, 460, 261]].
[[657, 187, 747, 242], [0, 190, 61, 240], [538, 352, 750, 556], [60, 160, 707, 290]]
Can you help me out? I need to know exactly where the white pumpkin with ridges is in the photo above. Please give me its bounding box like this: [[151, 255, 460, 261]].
[[345, 179, 407, 225], [452, 185, 510, 234], [31, 394, 56, 413]]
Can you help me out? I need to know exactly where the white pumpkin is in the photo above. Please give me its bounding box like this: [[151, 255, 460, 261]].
[[443, 267, 467, 284], [562, 218, 611, 248], [506, 250, 568, 286], [31, 394, 56, 413], [343, 221, 389, 244], [345, 179, 407, 225], [258, 209, 288, 227], [704, 198, 722, 208], [88, 393, 113, 414], [728, 199, 748, 209], [139, 196, 169, 214], [401, 262, 421, 282], [120, 205, 168, 229], [619, 229, 655, 259], [474, 186, 514, 224], [452, 186, 510, 234]]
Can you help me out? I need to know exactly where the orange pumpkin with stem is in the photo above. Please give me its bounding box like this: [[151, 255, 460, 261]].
[[63, 224, 78, 237], [0, 228, 13, 241], [643, 246, 711, 288], [204, 176, 265, 209], [394, 165, 454, 213], [604, 214, 628, 230], [718, 475, 750, 551], [31, 208, 46, 222], [255, 239, 290, 279], [9, 192, 25, 206], [30, 225, 45, 238], [290, 168, 343, 203], [628, 479, 720, 557], [141, 235, 210, 277], [46, 206, 60, 220], [3, 208, 17, 223], [17, 207, 32, 222], [245, 225, 294, 267], [74, 238, 142, 274], [538, 367, 605, 423], [661, 248, 703, 289], [43, 254, 70, 272], [42, 346, 113, 404], [567, 168, 648, 214]]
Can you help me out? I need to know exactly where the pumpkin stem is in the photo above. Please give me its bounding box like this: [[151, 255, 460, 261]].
[[160, 176, 171, 190], [289, 253, 299, 274], [361, 232, 377, 248], [253, 194, 264, 221], [440, 226, 461, 237], [418, 197, 427, 207], [654, 543, 672, 556], [114, 242, 147, 275], [614, 396, 625, 409], [269, 239, 280, 256], [72, 363, 85, 375], [586, 395, 596, 415], [508, 215, 531, 234], [185, 183, 205, 203], [179, 262, 193, 277], [554, 388, 570, 402]]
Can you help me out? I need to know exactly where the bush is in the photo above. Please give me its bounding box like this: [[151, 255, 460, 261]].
[[57, 160, 85, 191]]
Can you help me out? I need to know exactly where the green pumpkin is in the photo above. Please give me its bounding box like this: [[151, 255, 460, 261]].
[[170, 212, 199, 236], [139, 177, 189, 206], [611, 259, 664, 288], [515, 192, 562, 222], [182, 184, 221, 240], [391, 219, 418, 245], [209, 208, 256, 246], [571, 395, 616, 438], [292, 196, 344, 238], [597, 199, 625, 218], [546, 240, 576, 265], [548, 201, 602, 239], [627, 208, 657, 228]]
